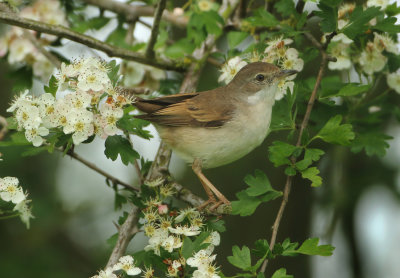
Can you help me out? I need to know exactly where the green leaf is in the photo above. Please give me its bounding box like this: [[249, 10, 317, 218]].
[[296, 238, 335, 256], [206, 218, 226, 232], [351, 132, 392, 157], [275, 0, 296, 17], [273, 238, 299, 256], [227, 245, 252, 271], [21, 146, 48, 157], [133, 250, 166, 270], [252, 239, 270, 258], [44, 75, 59, 96], [373, 17, 400, 33], [257, 273, 265, 278], [337, 83, 371, 97], [72, 16, 110, 33], [231, 189, 282, 216], [7, 66, 33, 92], [245, 170, 273, 196], [386, 3, 400, 16], [182, 232, 211, 259], [0, 131, 30, 147], [342, 6, 382, 39], [271, 268, 293, 278], [244, 8, 279, 27], [316, 115, 355, 145], [315, 1, 338, 33], [227, 31, 248, 49], [117, 114, 152, 140], [165, 39, 196, 58], [270, 87, 296, 132], [301, 167, 322, 187], [268, 141, 298, 167], [295, 148, 325, 171], [104, 135, 139, 165]]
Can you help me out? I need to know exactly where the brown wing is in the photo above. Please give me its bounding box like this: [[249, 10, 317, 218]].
[[134, 89, 233, 127]]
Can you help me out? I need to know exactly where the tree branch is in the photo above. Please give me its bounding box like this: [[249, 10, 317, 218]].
[[145, 0, 166, 59], [0, 11, 185, 72], [260, 35, 329, 273], [82, 0, 188, 28]]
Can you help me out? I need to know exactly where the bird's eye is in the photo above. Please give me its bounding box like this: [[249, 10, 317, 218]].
[[255, 74, 265, 82]]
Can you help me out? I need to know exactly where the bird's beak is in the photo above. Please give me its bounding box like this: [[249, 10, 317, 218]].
[[276, 69, 298, 79]]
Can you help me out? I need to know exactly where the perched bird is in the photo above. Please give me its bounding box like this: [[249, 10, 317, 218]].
[[133, 62, 297, 209]]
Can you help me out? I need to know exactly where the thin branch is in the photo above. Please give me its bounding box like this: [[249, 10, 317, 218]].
[[81, 0, 188, 27], [63, 149, 139, 192], [106, 205, 139, 267], [0, 116, 8, 141], [0, 11, 185, 72], [145, 0, 166, 59], [260, 35, 329, 273]]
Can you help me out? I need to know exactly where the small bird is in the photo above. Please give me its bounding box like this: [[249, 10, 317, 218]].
[[133, 62, 297, 209]]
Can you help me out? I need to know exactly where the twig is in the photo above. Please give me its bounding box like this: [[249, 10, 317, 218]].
[[0, 11, 185, 72], [106, 206, 140, 267], [145, 0, 166, 59], [0, 116, 8, 141], [63, 149, 139, 192], [260, 35, 329, 273], [81, 0, 188, 27]]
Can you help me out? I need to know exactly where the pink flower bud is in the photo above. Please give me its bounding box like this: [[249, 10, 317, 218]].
[[158, 204, 168, 215]]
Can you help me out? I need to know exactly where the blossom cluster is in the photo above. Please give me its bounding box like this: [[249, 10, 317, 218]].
[[0, 176, 33, 228], [326, 2, 400, 94], [91, 255, 141, 278], [7, 57, 131, 146], [0, 0, 68, 80], [218, 36, 304, 100]]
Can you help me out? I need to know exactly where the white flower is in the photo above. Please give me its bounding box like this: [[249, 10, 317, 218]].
[[113, 255, 141, 276], [387, 72, 400, 94], [13, 199, 34, 229], [25, 126, 49, 147], [167, 260, 182, 277], [218, 57, 248, 84], [328, 42, 352, 70], [373, 32, 399, 55], [366, 0, 389, 10], [192, 264, 220, 278], [7, 90, 31, 113], [187, 249, 216, 269], [338, 3, 355, 19], [33, 55, 54, 81], [91, 267, 117, 278], [161, 236, 183, 253], [281, 48, 303, 80], [63, 109, 94, 144], [0, 177, 25, 204], [15, 102, 42, 130], [198, 0, 212, 11], [205, 231, 220, 246], [168, 225, 201, 236], [358, 43, 387, 75], [264, 36, 293, 54], [99, 103, 123, 136], [146, 177, 164, 187], [175, 208, 200, 223], [145, 228, 169, 255], [7, 38, 35, 64], [275, 80, 294, 101], [123, 62, 146, 87], [331, 33, 353, 44], [77, 70, 111, 92], [64, 91, 92, 110]]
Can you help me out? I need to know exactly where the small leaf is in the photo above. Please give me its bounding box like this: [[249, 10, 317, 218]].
[[373, 17, 400, 33], [315, 1, 338, 33], [244, 8, 279, 27], [227, 31, 248, 48], [44, 75, 59, 96], [296, 238, 335, 256], [227, 245, 252, 271], [295, 148, 325, 171], [231, 191, 262, 216], [252, 239, 270, 258], [316, 115, 355, 145], [342, 6, 382, 39], [268, 141, 298, 167], [245, 170, 272, 196], [117, 114, 152, 140], [337, 83, 371, 97], [107, 60, 120, 86], [271, 268, 293, 278], [301, 167, 322, 187], [351, 132, 392, 157], [104, 135, 139, 165]]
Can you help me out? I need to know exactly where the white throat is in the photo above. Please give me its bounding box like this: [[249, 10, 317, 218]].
[[246, 84, 277, 105]]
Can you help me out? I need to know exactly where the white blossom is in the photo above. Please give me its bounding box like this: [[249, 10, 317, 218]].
[[328, 42, 352, 70], [0, 177, 25, 204], [15, 102, 42, 130], [218, 57, 248, 84], [387, 72, 400, 94], [25, 126, 49, 147], [13, 199, 34, 229], [187, 250, 216, 269], [168, 225, 201, 236], [373, 32, 399, 55], [7, 90, 31, 113], [358, 42, 387, 75], [175, 208, 201, 223], [77, 70, 111, 92], [99, 103, 123, 136], [366, 0, 389, 10], [7, 38, 35, 64], [113, 255, 141, 276], [275, 80, 294, 101], [161, 236, 183, 253], [91, 267, 117, 278], [63, 109, 94, 144]]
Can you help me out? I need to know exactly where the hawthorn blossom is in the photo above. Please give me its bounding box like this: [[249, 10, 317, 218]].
[[167, 260, 182, 277], [328, 42, 352, 70], [7, 38, 36, 64], [373, 32, 399, 54], [90, 267, 117, 278], [0, 177, 25, 204], [15, 102, 42, 130], [187, 250, 217, 269], [175, 208, 201, 223], [113, 255, 141, 276], [77, 70, 111, 92], [7, 90, 31, 113], [168, 225, 201, 236], [367, 0, 389, 10], [387, 72, 400, 94], [358, 42, 387, 75], [198, 0, 212, 11], [218, 57, 248, 84], [25, 126, 49, 147], [161, 236, 183, 253], [13, 199, 34, 229], [99, 103, 123, 136], [63, 109, 94, 144]]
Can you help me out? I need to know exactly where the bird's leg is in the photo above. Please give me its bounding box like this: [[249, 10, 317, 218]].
[[192, 159, 230, 209]]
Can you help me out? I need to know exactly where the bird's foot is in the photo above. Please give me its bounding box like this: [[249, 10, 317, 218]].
[[198, 198, 231, 214]]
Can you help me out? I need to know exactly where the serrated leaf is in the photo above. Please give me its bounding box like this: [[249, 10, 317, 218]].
[[104, 135, 139, 165], [107, 60, 120, 86], [206, 218, 226, 233], [273, 238, 299, 256], [342, 6, 382, 39], [316, 115, 355, 145], [373, 17, 400, 33], [337, 83, 371, 97], [275, 0, 296, 17], [21, 146, 48, 157], [244, 8, 279, 27], [245, 170, 272, 196], [268, 141, 298, 167], [295, 148, 325, 171], [301, 167, 322, 187], [252, 239, 270, 258], [231, 189, 282, 216], [44, 75, 59, 96], [182, 232, 211, 259], [351, 132, 392, 157], [117, 114, 152, 140], [133, 250, 166, 270], [227, 31, 248, 48], [386, 3, 400, 16], [72, 16, 110, 33], [296, 238, 335, 256], [315, 2, 338, 33], [227, 245, 252, 271], [271, 268, 293, 278], [165, 39, 196, 58]]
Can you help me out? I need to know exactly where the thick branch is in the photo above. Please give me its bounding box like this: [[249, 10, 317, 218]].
[[82, 0, 188, 27], [0, 11, 184, 72], [145, 0, 166, 59], [260, 37, 329, 273]]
